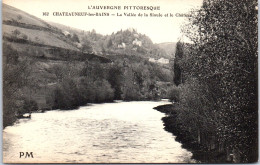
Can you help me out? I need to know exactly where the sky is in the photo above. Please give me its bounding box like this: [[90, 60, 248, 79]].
[[3, 0, 203, 43]]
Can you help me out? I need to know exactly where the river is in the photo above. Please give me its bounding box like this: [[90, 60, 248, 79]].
[[3, 100, 195, 163]]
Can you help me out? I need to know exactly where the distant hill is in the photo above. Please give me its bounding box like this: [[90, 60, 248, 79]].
[[48, 21, 84, 34], [88, 28, 170, 59], [3, 3, 76, 50], [47, 21, 86, 40], [156, 42, 177, 58], [48, 23, 170, 59], [3, 4, 51, 28], [2, 3, 110, 61]]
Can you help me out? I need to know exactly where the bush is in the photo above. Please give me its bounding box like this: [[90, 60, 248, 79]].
[[22, 34, 28, 40], [19, 98, 38, 114], [168, 86, 180, 102], [71, 33, 80, 43], [17, 15, 22, 20], [3, 98, 17, 127], [93, 80, 114, 102], [13, 29, 20, 36], [52, 77, 115, 109], [53, 78, 79, 109]]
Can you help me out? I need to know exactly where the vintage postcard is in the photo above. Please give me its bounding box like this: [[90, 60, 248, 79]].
[[2, 0, 258, 163]]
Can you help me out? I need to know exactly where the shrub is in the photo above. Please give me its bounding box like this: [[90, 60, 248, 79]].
[[168, 86, 180, 102], [19, 98, 38, 114], [13, 29, 20, 36], [22, 34, 28, 40], [17, 15, 22, 20]]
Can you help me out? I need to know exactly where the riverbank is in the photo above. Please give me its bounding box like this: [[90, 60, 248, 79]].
[[153, 104, 229, 163]]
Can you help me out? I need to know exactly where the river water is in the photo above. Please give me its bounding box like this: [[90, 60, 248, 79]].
[[3, 100, 194, 163]]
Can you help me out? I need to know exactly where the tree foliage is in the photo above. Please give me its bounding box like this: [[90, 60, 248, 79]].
[[3, 43, 38, 127], [71, 33, 80, 43], [173, 0, 257, 162]]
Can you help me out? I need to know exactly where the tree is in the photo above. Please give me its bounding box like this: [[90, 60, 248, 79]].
[[13, 29, 20, 36], [71, 33, 80, 43], [3, 44, 36, 127], [106, 38, 113, 48], [22, 34, 28, 40], [181, 0, 257, 162], [173, 41, 185, 85], [81, 39, 93, 53], [108, 65, 123, 99], [17, 14, 22, 21]]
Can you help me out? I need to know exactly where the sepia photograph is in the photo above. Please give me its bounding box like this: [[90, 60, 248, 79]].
[[2, 0, 258, 163]]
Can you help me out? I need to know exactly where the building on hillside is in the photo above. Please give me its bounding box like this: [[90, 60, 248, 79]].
[[62, 31, 70, 36], [149, 58, 156, 63], [149, 57, 169, 64], [132, 38, 142, 46], [158, 58, 169, 64], [118, 42, 126, 49]]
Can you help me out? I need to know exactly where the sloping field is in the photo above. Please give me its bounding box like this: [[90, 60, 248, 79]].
[[2, 3, 50, 28], [3, 24, 78, 50]]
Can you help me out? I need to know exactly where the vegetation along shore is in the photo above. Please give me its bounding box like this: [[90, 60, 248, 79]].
[[154, 0, 257, 163]]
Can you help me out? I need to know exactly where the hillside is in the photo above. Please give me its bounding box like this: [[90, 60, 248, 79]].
[[48, 23, 170, 59], [3, 4, 76, 50], [3, 3, 175, 127], [98, 28, 170, 59], [156, 42, 177, 58], [3, 4, 51, 28], [2, 4, 110, 61], [3, 3, 112, 126]]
